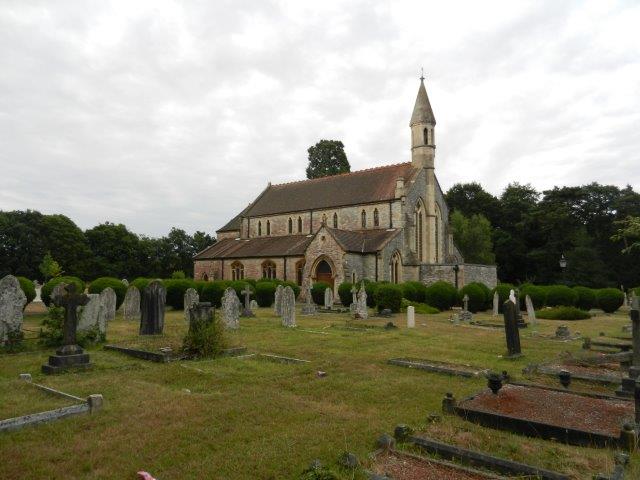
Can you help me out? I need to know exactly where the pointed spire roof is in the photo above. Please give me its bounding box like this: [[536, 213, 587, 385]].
[[410, 77, 436, 126]]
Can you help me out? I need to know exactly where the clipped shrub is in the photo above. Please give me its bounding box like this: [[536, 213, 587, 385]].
[[361, 280, 379, 307], [458, 283, 486, 313], [468, 282, 491, 310], [311, 282, 331, 305], [171, 270, 186, 279], [41, 276, 85, 307], [545, 285, 578, 307], [88, 277, 128, 309], [182, 312, 226, 358], [406, 281, 428, 303], [163, 279, 196, 310], [374, 284, 403, 312], [573, 286, 597, 311], [425, 281, 457, 311], [596, 288, 624, 313], [536, 306, 591, 320], [131, 277, 152, 291], [338, 282, 353, 306], [282, 281, 301, 298], [200, 281, 229, 308], [400, 299, 439, 314], [255, 281, 276, 307], [17, 277, 36, 306], [194, 280, 209, 296], [520, 284, 546, 310]]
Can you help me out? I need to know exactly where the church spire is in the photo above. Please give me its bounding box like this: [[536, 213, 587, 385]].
[[410, 76, 436, 126]]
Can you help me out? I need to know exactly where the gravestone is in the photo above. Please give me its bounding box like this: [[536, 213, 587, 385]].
[[121, 278, 129, 287], [281, 286, 296, 327], [503, 298, 522, 358], [274, 284, 284, 316], [123, 286, 141, 320], [555, 325, 570, 339], [139, 280, 166, 335], [492, 291, 499, 316], [302, 284, 316, 315], [460, 294, 473, 322], [407, 306, 415, 328], [514, 289, 525, 326], [34, 281, 43, 303], [356, 282, 368, 319], [0, 275, 27, 345], [350, 284, 358, 312], [324, 287, 333, 309], [525, 294, 536, 325], [100, 288, 117, 323], [51, 282, 67, 305], [77, 293, 106, 339], [42, 284, 92, 374], [221, 287, 240, 330], [183, 288, 199, 322], [240, 284, 255, 317], [618, 296, 640, 397], [187, 302, 214, 332], [250, 299, 259, 310]]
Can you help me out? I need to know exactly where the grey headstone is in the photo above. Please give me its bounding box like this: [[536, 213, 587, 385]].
[[525, 294, 536, 325], [78, 293, 106, 338], [183, 288, 199, 322], [324, 287, 333, 309], [281, 286, 296, 327], [492, 291, 499, 316], [100, 288, 117, 323], [356, 281, 368, 319], [0, 275, 27, 344], [250, 299, 258, 310], [139, 280, 166, 335], [187, 302, 214, 331], [462, 294, 469, 312], [221, 287, 240, 330], [274, 284, 284, 316], [123, 286, 141, 320], [555, 325, 570, 338], [51, 282, 67, 305], [301, 283, 316, 315], [350, 284, 358, 312], [121, 278, 129, 287], [240, 284, 254, 317]]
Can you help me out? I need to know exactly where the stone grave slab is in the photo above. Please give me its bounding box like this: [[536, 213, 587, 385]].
[[527, 361, 623, 385], [453, 382, 634, 448], [104, 344, 247, 363], [388, 357, 489, 378]]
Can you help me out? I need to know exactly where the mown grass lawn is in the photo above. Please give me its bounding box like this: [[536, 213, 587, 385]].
[[0, 306, 637, 479]]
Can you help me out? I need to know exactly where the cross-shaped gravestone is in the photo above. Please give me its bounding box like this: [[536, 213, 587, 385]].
[[462, 294, 469, 312], [241, 284, 255, 317], [53, 283, 90, 355]]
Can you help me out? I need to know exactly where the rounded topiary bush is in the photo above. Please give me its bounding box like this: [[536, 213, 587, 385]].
[[545, 285, 578, 307], [520, 284, 546, 310], [42, 276, 85, 307], [468, 282, 491, 310], [362, 280, 379, 307], [400, 282, 418, 302], [311, 282, 331, 305], [374, 284, 403, 312], [338, 282, 353, 306], [573, 286, 597, 311], [401, 299, 439, 314], [17, 277, 36, 306], [200, 281, 229, 307], [596, 288, 624, 313], [131, 277, 151, 291], [88, 277, 128, 309], [163, 279, 196, 310], [255, 281, 276, 307], [536, 306, 591, 320], [425, 281, 457, 311], [458, 283, 486, 313]]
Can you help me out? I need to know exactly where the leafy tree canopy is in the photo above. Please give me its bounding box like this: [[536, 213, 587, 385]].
[[306, 140, 350, 179]]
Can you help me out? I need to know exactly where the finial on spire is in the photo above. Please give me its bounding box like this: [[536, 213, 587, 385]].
[[420, 67, 424, 82]]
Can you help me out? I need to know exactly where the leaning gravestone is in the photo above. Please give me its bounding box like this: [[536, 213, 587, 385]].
[[356, 282, 368, 320], [221, 287, 240, 330], [183, 288, 199, 322], [503, 297, 522, 358], [324, 287, 333, 309], [123, 286, 141, 320], [100, 288, 117, 323], [139, 280, 166, 335], [492, 291, 499, 316], [302, 284, 316, 315], [77, 293, 106, 340], [281, 286, 296, 327], [525, 294, 537, 325], [0, 275, 27, 345], [274, 284, 284, 316]]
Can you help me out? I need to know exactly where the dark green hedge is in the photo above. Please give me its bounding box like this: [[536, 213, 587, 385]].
[[255, 282, 276, 307], [163, 279, 196, 310], [374, 284, 403, 312], [311, 282, 331, 305], [425, 281, 457, 311], [573, 286, 596, 311], [458, 283, 486, 313], [545, 285, 578, 307], [200, 281, 230, 308], [596, 288, 624, 313], [536, 306, 591, 320], [520, 284, 546, 310], [338, 282, 353, 306], [88, 277, 128, 309]]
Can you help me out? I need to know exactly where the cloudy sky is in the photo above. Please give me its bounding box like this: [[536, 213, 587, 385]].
[[1, 0, 639, 237]]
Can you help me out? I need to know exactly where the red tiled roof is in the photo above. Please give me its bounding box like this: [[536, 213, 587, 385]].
[[194, 235, 313, 260], [327, 227, 401, 253]]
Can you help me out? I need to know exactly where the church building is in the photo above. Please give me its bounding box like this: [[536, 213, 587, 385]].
[[194, 79, 497, 292]]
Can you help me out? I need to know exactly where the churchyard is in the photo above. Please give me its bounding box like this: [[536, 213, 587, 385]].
[[1, 278, 640, 479]]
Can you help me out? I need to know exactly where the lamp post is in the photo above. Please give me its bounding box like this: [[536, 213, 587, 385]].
[[559, 254, 567, 284]]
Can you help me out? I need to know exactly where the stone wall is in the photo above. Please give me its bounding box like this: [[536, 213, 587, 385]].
[[194, 256, 305, 284], [419, 263, 497, 288]]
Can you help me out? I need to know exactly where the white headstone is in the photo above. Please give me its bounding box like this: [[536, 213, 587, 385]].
[[407, 306, 415, 328], [183, 288, 199, 322], [508, 289, 516, 304], [0, 275, 27, 344], [324, 287, 333, 309], [525, 294, 536, 325], [250, 299, 259, 310], [274, 284, 284, 316], [281, 286, 296, 327], [492, 291, 499, 316], [100, 288, 117, 323], [221, 287, 240, 330], [123, 286, 141, 320]]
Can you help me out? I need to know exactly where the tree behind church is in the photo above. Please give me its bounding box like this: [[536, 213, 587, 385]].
[[306, 140, 350, 179]]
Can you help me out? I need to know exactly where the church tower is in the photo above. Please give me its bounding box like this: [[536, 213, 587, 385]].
[[410, 76, 436, 169]]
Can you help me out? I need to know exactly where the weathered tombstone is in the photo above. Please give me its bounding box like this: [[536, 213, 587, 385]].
[[121, 278, 129, 287], [460, 293, 472, 322], [407, 305, 415, 328], [281, 286, 296, 327], [356, 282, 368, 319], [100, 287, 117, 323], [274, 284, 284, 316], [51, 282, 68, 305], [514, 289, 525, 326], [555, 325, 570, 339], [0, 275, 27, 345], [187, 302, 214, 332], [183, 288, 199, 322], [139, 280, 166, 335], [302, 284, 316, 315], [240, 284, 255, 317], [503, 298, 522, 358], [324, 287, 333, 309], [77, 293, 106, 340], [221, 287, 240, 330], [525, 294, 536, 325], [350, 284, 358, 313], [42, 284, 92, 373], [492, 291, 499, 316], [250, 299, 259, 310], [123, 286, 141, 320], [462, 294, 469, 312]]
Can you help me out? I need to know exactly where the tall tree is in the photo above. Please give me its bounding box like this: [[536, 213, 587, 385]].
[[85, 222, 142, 279], [306, 140, 350, 179], [449, 211, 495, 264], [445, 182, 501, 226]]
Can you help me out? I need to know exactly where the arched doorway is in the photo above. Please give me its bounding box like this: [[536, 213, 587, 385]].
[[314, 259, 334, 288]]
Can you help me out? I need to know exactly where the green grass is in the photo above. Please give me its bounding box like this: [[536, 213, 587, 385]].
[[0, 307, 637, 479]]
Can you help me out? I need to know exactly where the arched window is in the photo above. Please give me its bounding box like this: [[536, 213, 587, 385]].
[[361, 210, 367, 228], [333, 212, 338, 228], [390, 251, 402, 284], [297, 216, 302, 233], [231, 261, 244, 281], [351, 271, 356, 283], [295, 259, 305, 285], [266, 220, 271, 235], [288, 217, 293, 234], [262, 260, 276, 279], [415, 202, 424, 262], [423, 128, 429, 145], [373, 208, 379, 227], [322, 214, 327, 225], [258, 221, 262, 236]]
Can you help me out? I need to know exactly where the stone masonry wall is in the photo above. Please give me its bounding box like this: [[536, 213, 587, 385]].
[[419, 263, 497, 288]]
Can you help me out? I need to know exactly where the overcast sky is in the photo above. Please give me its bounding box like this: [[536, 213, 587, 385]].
[[1, 1, 639, 237]]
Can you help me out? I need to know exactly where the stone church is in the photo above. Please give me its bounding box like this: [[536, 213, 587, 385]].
[[194, 79, 497, 293]]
